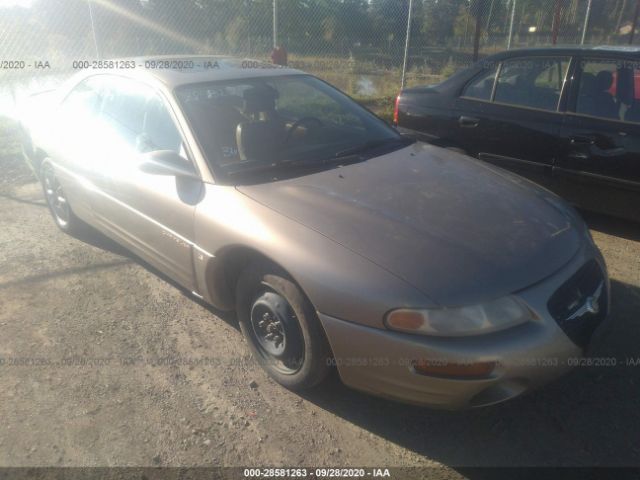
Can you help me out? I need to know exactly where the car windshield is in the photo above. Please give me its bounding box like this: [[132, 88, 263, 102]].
[[175, 75, 406, 179]]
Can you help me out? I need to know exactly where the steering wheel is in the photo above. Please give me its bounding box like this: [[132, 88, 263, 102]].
[[284, 117, 324, 143]]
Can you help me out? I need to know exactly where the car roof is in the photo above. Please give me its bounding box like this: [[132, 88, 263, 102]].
[[487, 45, 640, 60], [78, 55, 307, 88]]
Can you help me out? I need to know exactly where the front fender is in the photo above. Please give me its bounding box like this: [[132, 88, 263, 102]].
[[193, 184, 434, 329]]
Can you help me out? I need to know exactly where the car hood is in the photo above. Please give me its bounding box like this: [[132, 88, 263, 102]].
[[237, 143, 582, 306]]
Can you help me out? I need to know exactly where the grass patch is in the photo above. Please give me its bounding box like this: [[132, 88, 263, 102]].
[[353, 94, 395, 123]]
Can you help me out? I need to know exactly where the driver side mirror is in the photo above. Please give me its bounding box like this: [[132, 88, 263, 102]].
[[139, 150, 199, 179]]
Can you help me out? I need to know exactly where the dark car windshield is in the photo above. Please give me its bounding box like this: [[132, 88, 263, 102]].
[[176, 75, 405, 179]]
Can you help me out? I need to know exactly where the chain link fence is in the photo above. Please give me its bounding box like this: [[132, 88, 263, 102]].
[[2, 0, 640, 110]]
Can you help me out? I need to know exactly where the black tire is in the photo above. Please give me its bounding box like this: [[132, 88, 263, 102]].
[[40, 161, 86, 235], [236, 260, 332, 390]]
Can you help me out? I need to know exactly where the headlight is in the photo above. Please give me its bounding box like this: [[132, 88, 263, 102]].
[[385, 296, 531, 337]]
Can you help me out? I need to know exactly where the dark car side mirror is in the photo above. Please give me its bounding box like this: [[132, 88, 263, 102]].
[[139, 150, 199, 179]]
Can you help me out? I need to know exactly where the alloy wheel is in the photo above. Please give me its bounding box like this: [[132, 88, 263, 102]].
[[42, 167, 70, 227]]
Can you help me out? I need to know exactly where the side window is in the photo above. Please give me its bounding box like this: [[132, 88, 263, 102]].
[[575, 58, 638, 122], [534, 59, 569, 90], [100, 80, 148, 147], [624, 60, 640, 123], [494, 57, 569, 111], [61, 77, 103, 119], [462, 66, 498, 101], [99, 78, 183, 155], [141, 96, 183, 154]]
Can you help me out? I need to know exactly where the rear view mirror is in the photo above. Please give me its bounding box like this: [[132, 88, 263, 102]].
[[139, 150, 198, 179]]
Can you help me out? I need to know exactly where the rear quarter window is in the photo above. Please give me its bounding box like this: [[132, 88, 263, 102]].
[[462, 67, 498, 101]]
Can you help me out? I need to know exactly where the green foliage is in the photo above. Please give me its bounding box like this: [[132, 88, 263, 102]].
[[0, 0, 635, 63], [422, 0, 465, 46], [439, 57, 458, 79], [353, 95, 395, 123]]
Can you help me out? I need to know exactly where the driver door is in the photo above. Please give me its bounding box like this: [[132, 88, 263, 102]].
[[95, 77, 201, 291]]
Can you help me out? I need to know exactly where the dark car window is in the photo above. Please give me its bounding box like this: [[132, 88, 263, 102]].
[[575, 58, 640, 122], [99, 78, 183, 155], [177, 75, 402, 176], [462, 66, 498, 101], [494, 57, 569, 111]]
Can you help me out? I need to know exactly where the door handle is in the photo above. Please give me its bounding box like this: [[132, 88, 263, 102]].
[[599, 147, 626, 157], [459, 116, 479, 128], [569, 135, 595, 145], [568, 152, 590, 160]]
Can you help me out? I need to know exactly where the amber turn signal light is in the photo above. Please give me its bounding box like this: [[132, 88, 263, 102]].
[[386, 310, 424, 331]]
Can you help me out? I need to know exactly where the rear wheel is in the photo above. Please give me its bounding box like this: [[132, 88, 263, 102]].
[[41, 162, 85, 235], [236, 261, 332, 390]]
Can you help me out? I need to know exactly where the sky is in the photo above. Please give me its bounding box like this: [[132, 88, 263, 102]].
[[0, 0, 33, 8]]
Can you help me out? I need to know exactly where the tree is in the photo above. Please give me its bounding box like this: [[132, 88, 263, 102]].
[[369, 0, 410, 50], [470, 0, 489, 60], [422, 0, 465, 46]]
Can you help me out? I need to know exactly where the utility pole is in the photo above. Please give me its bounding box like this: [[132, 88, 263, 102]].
[[472, 0, 484, 62], [507, 0, 517, 49], [273, 0, 278, 48], [552, 0, 562, 46], [630, 0, 640, 44], [401, 0, 413, 88], [88, 0, 100, 59], [486, 0, 496, 31], [616, 0, 628, 34], [581, 0, 592, 45]]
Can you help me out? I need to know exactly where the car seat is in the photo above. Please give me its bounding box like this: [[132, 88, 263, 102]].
[[577, 73, 597, 116], [594, 71, 619, 119], [236, 85, 285, 162], [625, 100, 640, 122], [186, 95, 247, 163]]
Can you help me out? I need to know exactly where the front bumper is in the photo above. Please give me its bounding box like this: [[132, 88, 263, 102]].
[[318, 247, 610, 409]]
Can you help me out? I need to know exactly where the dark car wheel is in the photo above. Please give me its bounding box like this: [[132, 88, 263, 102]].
[[236, 261, 332, 390], [41, 162, 85, 235]]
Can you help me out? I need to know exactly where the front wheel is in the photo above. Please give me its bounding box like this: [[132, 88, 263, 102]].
[[236, 261, 332, 390]]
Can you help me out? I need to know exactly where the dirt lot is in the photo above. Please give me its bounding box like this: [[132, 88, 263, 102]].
[[1, 152, 640, 473]]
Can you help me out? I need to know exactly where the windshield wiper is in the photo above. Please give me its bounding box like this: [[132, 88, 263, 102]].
[[225, 161, 282, 177], [225, 137, 413, 178], [333, 137, 411, 159]]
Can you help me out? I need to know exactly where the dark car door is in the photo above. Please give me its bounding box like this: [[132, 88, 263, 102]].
[[556, 56, 640, 221], [454, 55, 570, 184]]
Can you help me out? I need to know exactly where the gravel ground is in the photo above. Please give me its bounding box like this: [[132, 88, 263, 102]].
[[0, 154, 639, 473]]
